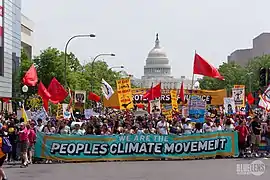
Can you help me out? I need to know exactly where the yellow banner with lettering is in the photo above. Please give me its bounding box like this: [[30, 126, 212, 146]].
[[116, 78, 134, 110], [170, 90, 178, 112], [103, 88, 227, 108]]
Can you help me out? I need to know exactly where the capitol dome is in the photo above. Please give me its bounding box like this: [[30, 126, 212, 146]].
[[147, 38, 167, 58], [143, 33, 171, 77]]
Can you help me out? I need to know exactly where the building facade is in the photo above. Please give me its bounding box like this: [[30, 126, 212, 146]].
[[228, 33, 270, 67], [131, 34, 193, 90], [0, 0, 21, 98], [21, 13, 33, 59]]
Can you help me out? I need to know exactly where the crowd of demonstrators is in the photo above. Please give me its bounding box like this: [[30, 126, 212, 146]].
[[0, 108, 269, 169], [34, 109, 270, 157], [0, 112, 37, 170]]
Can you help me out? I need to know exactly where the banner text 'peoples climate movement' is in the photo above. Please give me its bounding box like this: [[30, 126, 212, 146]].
[[34, 131, 239, 161]]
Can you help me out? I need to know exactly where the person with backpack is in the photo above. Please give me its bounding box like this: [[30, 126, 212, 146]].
[[0, 123, 10, 180]]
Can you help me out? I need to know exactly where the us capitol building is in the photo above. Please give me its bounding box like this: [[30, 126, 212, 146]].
[[130, 34, 193, 89]]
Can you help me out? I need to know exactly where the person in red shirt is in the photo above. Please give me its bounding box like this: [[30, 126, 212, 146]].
[[235, 120, 250, 156], [27, 123, 36, 164], [18, 123, 29, 168]]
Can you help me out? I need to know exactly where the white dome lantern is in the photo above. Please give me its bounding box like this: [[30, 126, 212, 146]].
[[147, 34, 167, 58]]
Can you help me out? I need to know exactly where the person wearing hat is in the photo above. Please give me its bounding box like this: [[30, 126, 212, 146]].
[[203, 117, 214, 133], [0, 123, 8, 180], [183, 118, 193, 135]]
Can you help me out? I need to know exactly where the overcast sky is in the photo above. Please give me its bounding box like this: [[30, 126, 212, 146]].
[[22, 0, 270, 79]]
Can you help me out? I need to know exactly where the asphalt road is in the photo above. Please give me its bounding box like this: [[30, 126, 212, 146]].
[[4, 158, 270, 180]]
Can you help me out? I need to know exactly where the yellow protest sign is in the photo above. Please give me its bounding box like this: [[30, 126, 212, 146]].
[[163, 109, 172, 120], [170, 90, 178, 112], [162, 104, 173, 120], [232, 85, 245, 107], [116, 78, 134, 110], [56, 103, 63, 119]]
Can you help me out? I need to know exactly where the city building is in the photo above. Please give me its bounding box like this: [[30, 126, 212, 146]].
[[228, 33, 270, 66], [21, 13, 34, 59], [131, 33, 192, 89], [0, 0, 21, 98]]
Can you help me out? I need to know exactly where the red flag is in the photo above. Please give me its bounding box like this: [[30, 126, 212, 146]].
[[193, 53, 224, 80], [143, 83, 161, 101], [22, 64, 38, 86], [38, 81, 51, 111], [179, 81, 185, 102], [88, 92, 101, 102], [48, 77, 68, 104], [247, 92, 255, 105], [38, 82, 51, 100]]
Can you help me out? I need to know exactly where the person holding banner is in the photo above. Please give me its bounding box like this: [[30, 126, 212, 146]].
[[183, 118, 193, 135], [235, 120, 249, 157], [156, 115, 169, 135]]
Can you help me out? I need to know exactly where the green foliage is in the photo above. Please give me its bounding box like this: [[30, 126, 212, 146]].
[[20, 49, 33, 78], [19, 47, 121, 104], [199, 55, 270, 93], [82, 60, 121, 95], [33, 47, 66, 86], [13, 49, 33, 98]]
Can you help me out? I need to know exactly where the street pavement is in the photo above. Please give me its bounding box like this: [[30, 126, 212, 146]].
[[4, 158, 270, 180]]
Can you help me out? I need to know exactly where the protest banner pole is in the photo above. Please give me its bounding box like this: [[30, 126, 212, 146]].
[[188, 50, 196, 116]]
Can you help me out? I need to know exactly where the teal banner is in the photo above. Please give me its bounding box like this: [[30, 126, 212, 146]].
[[34, 131, 239, 161]]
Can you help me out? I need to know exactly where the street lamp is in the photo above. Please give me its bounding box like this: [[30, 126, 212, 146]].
[[109, 65, 124, 70], [90, 53, 115, 93], [22, 85, 28, 107], [64, 34, 96, 86]]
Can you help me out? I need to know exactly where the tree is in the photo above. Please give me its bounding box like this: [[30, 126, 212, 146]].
[[13, 49, 33, 98], [34, 47, 65, 86], [82, 60, 121, 95], [15, 47, 123, 110], [245, 55, 270, 92], [199, 62, 248, 91], [31, 47, 121, 103]]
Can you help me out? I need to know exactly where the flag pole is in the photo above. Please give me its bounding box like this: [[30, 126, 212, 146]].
[[151, 82, 154, 100], [149, 82, 154, 119], [188, 50, 196, 116]]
